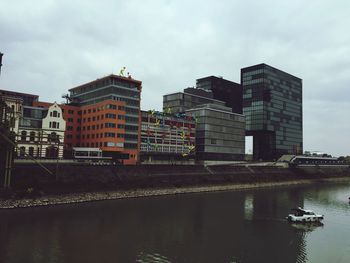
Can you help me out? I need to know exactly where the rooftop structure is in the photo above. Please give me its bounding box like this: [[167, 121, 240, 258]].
[[196, 76, 243, 114]]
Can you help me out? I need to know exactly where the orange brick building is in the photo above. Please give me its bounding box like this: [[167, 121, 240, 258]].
[[34, 74, 142, 165]]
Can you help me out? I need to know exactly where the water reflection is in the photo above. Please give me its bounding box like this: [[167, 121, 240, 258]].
[[0, 181, 349, 263], [136, 252, 172, 263]]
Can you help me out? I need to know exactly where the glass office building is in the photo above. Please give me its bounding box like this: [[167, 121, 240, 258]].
[[241, 64, 303, 160], [196, 76, 242, 114]]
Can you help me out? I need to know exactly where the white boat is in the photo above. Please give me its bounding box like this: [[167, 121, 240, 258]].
[[286, 207, 324, 223]]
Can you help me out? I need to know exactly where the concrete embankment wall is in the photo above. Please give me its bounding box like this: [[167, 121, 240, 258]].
[[3, 163, 350, 196]]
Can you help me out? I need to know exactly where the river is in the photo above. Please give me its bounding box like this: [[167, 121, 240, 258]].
[[1, 180, 350, 263]]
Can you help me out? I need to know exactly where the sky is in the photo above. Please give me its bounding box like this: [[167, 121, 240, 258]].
[[0, 0, 349, 156]]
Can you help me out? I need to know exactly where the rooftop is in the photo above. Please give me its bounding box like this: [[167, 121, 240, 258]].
[[69, 74, 142, 92]]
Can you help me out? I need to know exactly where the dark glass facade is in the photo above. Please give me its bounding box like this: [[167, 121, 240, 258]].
[[196, 76, 243, 114], [241, 64, 303, 160]]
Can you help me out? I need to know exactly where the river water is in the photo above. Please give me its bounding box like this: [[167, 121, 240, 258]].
[[1, 180, 350, 263]]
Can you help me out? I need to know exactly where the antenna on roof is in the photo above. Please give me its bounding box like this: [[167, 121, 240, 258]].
[[62, 94, 71, 104]]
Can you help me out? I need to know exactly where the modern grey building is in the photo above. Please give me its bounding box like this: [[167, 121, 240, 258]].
[[163, 87, 225, 114], [241, 63, 303, 160], [186, 103, 245, 161]]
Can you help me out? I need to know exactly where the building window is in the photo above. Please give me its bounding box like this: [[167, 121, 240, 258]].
[[10, 117, 15, 128], [104, 132, 115, 137], [21, 131, 27, 141], [29, 147, 34, 157], [45, 146, 58, 158], [48, 132, 59, 143], [52, 111, 58, 117], [105, 113, 116, 119], [30, 131, 35, 141], [19, 146, 26, 157], [105, 123, 116, 128], [50, 122, 59, 129]]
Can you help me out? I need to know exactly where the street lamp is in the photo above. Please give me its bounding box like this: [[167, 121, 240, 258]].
[[0, 53, 3, 76]]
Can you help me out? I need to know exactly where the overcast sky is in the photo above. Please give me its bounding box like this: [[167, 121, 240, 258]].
[[1, 0, 349, 156]]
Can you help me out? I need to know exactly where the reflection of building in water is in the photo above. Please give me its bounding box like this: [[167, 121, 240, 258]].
[[1, 188, 316, 263], [248, 190, 307, 263], [244, 194, 254, 220]]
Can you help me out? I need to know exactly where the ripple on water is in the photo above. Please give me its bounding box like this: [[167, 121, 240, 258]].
[[136, 252, 172, 263]]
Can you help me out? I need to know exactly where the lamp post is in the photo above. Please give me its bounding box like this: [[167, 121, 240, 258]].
[[0, 53, 3, 76]]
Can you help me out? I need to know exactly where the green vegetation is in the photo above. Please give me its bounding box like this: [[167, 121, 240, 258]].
[[338, 156, 350, 163]]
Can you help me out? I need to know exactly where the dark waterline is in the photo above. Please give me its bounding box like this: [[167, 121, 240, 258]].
[[1, 181, 350, 263]]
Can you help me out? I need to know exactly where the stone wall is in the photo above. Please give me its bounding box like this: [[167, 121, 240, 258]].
[[4, 163, 350, 196]]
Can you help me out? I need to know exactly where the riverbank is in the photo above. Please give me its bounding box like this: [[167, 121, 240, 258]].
[[1, 176, 350, 209]]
